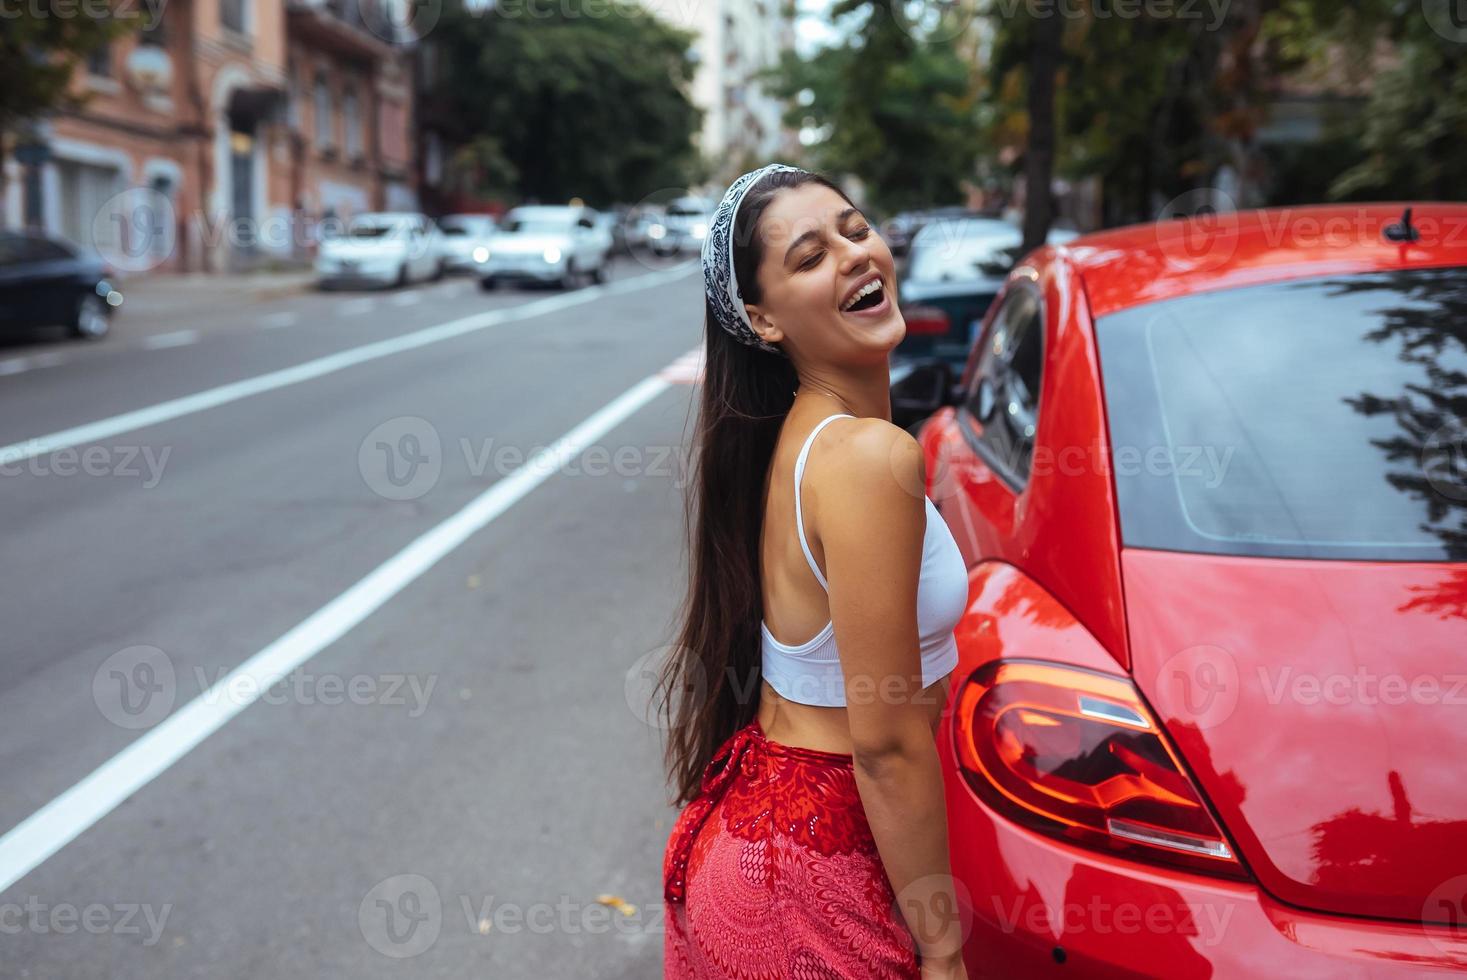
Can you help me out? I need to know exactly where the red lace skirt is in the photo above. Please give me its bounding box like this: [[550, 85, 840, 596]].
[[662, 717, 919, 979]]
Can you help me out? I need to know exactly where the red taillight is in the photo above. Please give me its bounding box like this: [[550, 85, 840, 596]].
[[953, 660, 1247, 879], [902, 304, 950, 335]]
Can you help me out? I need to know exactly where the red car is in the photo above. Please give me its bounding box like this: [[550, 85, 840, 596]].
[[912, 203, 1467, 977]]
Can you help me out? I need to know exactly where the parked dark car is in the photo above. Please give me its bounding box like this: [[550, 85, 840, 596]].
[[890, 219, 1077, 429], [0, 231, 121, 340]]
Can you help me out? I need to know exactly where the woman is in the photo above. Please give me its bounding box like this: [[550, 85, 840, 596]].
[[658, 164, 972, 980]]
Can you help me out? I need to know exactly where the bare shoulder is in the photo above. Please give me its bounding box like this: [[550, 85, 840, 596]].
[[811, 416, 927, 512]]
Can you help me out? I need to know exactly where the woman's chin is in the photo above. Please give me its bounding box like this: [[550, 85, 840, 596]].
[[837, 302, 904, 347]]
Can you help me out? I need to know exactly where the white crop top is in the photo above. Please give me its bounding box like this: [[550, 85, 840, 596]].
[[760, 413, 967, 707]]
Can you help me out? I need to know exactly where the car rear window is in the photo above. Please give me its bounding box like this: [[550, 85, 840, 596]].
[[1096, 267, 1467, 561], [907, 227, 1020, 283], [502, 214, 573, 234], [347, 224, 399, 239]]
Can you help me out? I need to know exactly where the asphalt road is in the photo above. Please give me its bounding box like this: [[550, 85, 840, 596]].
[[0, 255, 705, 978]]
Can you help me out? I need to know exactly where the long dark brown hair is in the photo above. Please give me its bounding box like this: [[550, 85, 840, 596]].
[[657, 168, 856, 807]]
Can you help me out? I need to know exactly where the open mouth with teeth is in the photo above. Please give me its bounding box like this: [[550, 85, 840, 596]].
[[841, 277, 887, 314]]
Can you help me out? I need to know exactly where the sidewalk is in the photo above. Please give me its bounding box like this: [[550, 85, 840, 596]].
[[118, 269, 318, 316]]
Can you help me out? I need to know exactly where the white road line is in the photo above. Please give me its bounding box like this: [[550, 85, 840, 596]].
[[658, 347, 705, 385], [261, 313, 298, 329], [0, 368, 675, 894], [337, 298, 376, 315], [141, 330, 199, 350], [0, 262, 695, 467], [0, 352, 68, 375]]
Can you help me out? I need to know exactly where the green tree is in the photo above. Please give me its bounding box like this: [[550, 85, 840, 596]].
[[1263, 0, 1467, 201], [426, 1, 702, 206], [985, 0, 1244, 228], [1, 3, 130, 207], [766, 0, 984, 215]]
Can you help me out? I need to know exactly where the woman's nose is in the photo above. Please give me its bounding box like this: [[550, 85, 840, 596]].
[[836, 235, 873, 272]]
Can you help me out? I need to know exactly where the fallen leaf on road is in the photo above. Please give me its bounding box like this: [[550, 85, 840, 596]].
[[595, 894, 637, 916]]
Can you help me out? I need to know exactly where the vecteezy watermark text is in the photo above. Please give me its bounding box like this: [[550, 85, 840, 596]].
[[358, 874, 664, 958], [0, 444, 169, 487], [0, 897, 171, 947], [0, 0, 166, 29], [93, 645, 438, 729]]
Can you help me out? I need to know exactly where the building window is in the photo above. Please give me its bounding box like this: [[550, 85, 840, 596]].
[[286, 59, 301, 130], [314, 73, 334, 151], [343, 85, 362, 161], [221, 0, 246, 33], [86, 41, 112, 77], [57, 160, 125, 252]]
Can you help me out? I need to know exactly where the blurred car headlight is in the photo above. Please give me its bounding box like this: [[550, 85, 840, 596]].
[[543, 247, 562, 264], [105, 289, 124, 308], [647, 224, 666, 240], [473, 246, 489, 263], [692, 222, 708, 238]]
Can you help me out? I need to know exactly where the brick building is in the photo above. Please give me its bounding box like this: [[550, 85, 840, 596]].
[[1, 0, 416, 273]]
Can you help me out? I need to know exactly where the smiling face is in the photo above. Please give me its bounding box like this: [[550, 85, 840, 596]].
[[742, 182, 904, 362]]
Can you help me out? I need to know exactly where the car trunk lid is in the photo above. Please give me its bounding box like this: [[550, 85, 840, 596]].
[[1124, 547, 1467, 923]]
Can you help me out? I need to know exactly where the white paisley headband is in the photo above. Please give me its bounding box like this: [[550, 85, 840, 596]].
[[701, 163, 805, 356]]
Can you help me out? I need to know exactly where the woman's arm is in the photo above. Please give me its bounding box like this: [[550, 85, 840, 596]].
[[818, 419, 969, 976]]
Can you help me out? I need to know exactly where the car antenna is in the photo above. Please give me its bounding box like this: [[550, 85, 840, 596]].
[[1383, 206, 1419, 243]]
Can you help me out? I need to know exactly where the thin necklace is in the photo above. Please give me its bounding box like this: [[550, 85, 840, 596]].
[[795, 386, 855, 417]]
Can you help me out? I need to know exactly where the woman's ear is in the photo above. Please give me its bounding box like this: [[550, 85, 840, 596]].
[[745, 305, 784, 347]]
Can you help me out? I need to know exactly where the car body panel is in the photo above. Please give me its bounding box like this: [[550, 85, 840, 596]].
[[927, 249, 1131, 666], [1063, 202, 1467, 318], [937, 564, 1466, 978], [1123, 548, 1467, 923]]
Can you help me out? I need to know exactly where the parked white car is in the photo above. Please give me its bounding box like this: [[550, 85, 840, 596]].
[[436, 214, 498, 273], [646, 196, 712, 257], [316, 212, 444, 289], [476, 205, 613, 290], [903, 216, 1079, 283]]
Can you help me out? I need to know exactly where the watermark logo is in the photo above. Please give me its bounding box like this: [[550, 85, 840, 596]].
[[358, 0, 442, 44], [359, 416, 442, 501], [892, 873, 974, 962], [93, 645, 176, 729], [891, 0, 978, 44], [1150, 644, 1239, 730], [359, 873, 442, 958], [1422, 0, 1467, 44], [1154, 188, 1239, 272], [1424, 874, 1467, 952], [623, 186, 706, 272], [92, 186, 177, 274], [1423, 421, 1467, 503], [625, 644, 706, 731]]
